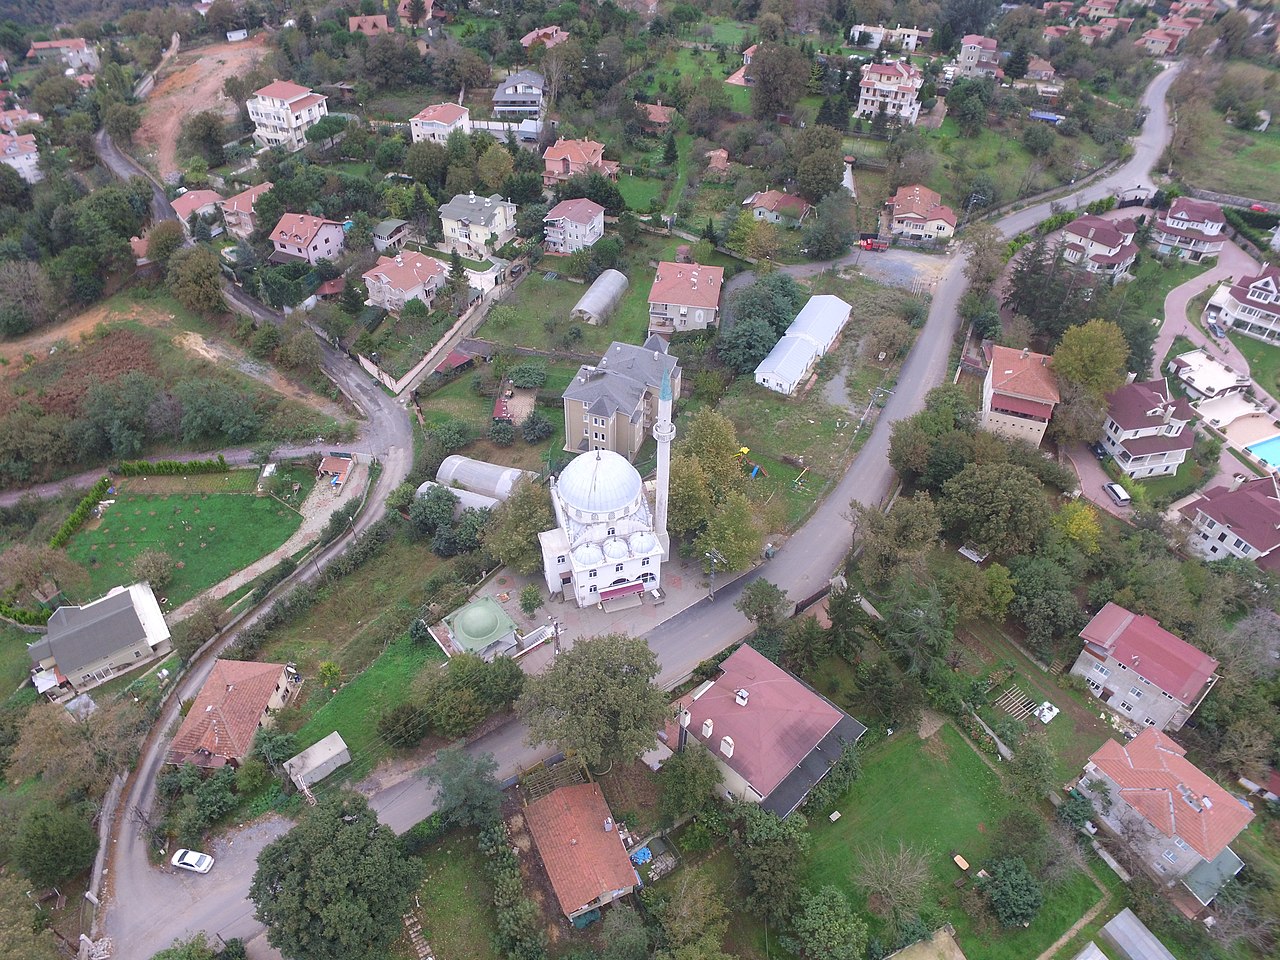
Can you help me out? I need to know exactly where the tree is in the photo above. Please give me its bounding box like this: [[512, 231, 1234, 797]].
[[884, 578, 956, 680], [736, 578, 790, 627], [864, 316, 913, 361], [146, 220, 185, 270], [730, 272, 807, 338], [854, 840, 931, 934], [731, 804, 810, 925], [854, 494, 941, 587], [784, 887, 868, 960], [694, 490, 761, 572], [658, 743, 722, 826], [410, 485, 458, 538], [131, 549, 175, 591], [0, 873, 62, 960], [150, 934, 220, 959], [520, 410, 554, 443], [104, 102, 141, 144], [557, 171, 626, 216], [8, 700, 144, 802], [663, 131, 678, 165], [1022, 123, 1054, 157], [940, 463, 1047, 556], [15, 803, 97, 888], [1008, 730, 1057, 799], [751, 43, 811, 121], [517, 633, 669, 770], [803, 194, 856, 259], [519, 584, 543, 617], [797, 148, 844, 203], [1052, 319, 1129, 399], [961, 222, 1005, 291], [480, 478, 553, 575], [1051, 500, 1101, 556], [250, 794, 420, 960], [601, 904, 650, 960], [716, 313, 778, 374], [476, 144, 514, 193], [1216, 10, 1251, 58], [180, 111, 227, 166], [420, 747, 502, 828], [167, 246, 226, 315], [1058, 790, 1095, 830], [978, 858, 1043, 927], [648, 871, 729, 953]]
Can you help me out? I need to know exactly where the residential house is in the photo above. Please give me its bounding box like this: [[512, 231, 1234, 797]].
[[562, 335, 680, 459], [1181, 476, 1280, 571], [1098, 17, 1136, 37], [361, 251, 447, 312], [172, 189, 223, 232], [0, 106, 42, 133], [1078, 729, 1254, 906], [1027, 57, 1056, 81], [980, 344, 1060, 445], [1042, 2, 1075, 18], [0, 131, 41, 184], [1081, 0, 1119, 18], [742, 43, 758, 66], [856, 60, 924, 125], [521, 25, 569, 49], [409, 102, 470, 143], [1204, 265, 1280, 345], [1043, 25, 1074, 43], [1062, 214, 1139, 279], [755, 295, 851, 396], [1136, 29, 1181, 56], [543, 197, 605, 254], [26, 583, 171, 692], [542, 137, 618, 186], [1158, 15, 1203, 40], [348, 15, 390, 37], [647, 261, 725, 336], [957, 35, 1002, 79], [26, 38, 99, 71], [1078, 24, 1113, 45], [1166, 349, 1250, 401], [704, 148, 730, 176], [217, 182, 273, 239], [269, 212, 346, 265], [640, 101, 677, 134], [1101, 378, 1196, 479], [167, 660, 294, 768], [887, 184, 956, 241], [675, 644, 867, 817], [438, 191, 517, 257], [247, 79, 329, 152], [372, 218, 409, 252], [848, 24, 933, 51], [398, 0, 434, 29], [493, 69, 545, 117], [1069, 602, 1219, 732], [1152, 197, 1225, 261], [525, 783, 639, 919], [743, 189, 813, 227]]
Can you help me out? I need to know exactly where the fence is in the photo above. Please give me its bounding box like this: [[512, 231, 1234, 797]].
[[357, 296, 489, 395]]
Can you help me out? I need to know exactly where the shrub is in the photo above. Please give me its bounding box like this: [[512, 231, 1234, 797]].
[[117, 455, 229, 476], [520, 410, 554, 443], [49, 477, 112, 548], [489, 421, 515, 446], [378, 703, 431, 747], [507, 363, 547, 388]]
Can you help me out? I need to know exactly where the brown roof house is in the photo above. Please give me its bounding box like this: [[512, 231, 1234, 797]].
[[1204, 265, 1280, 346], [887, 184, 955, 241], [647, 262, 724, 336], [980, 344, 1060, 446], [172, 189, 223, 234], [1100, 378, 1196, 479], [1078, 729, 1254, 908], [1061, 214, 1139, 280], [543, 197, 605, 254], [348, 15, 390, 37], [1181, 476, 1280, 572], [217, 181, 273, 239], [362, 251, 447, 313], [525, 782, 639, 919], [167, 659, 294, 769], [1068, 602, 1219, 732], [675, 645, 866, 817], [542, 137, 618, 187], [1152, 197, 1225, 262], [743, 189, 813, 227]]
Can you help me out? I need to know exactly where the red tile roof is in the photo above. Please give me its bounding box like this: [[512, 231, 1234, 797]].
[[1079, 602, 1218, 703], [27, 38, 88, 56], [171, 189, 224, 221], [218, 181, 273, 216], [1165, 197, 1223, 226], [272, 212, 343, 248], [1064, 214, 1133, 250], [962, 34, 997, 50], [1184, 477, 1280, 556], [288, 93, 326, 114], [990, 394, 1054, 419], [544, 137, 607, 166], [1088, 729, 1253, 861], [167, 660, 286, 767], [746, 189, 812, 219], [641, 102, 676, 125], [890, 184, 956, 227], [398, 0, 434, 22], [413, 102, 469, 125], [348, 14, 389, 34], [682, 645, 844, 800], [253, 79, 313, 101], [544, 197, 604, 225], [522, 25, 569, 48], [1106, 378, 1195, 432], [362, 251, 446, 294], [985, 344, 1060, 403], [648, 262, 724, 310], [705, 148, 730, 172], [525, 783, 636, 917]]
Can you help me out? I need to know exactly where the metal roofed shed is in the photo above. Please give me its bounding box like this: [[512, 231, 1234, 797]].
[[434, 596, 520, 661], [1099, 908, 1178, 960], [571, 269, 629, 325], [284, 732, 351, 789], [414, 480, 500, 517], [436, 455, 537, 501]]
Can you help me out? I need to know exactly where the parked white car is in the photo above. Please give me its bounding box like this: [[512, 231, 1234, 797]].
[[171, 849, 214, 874]]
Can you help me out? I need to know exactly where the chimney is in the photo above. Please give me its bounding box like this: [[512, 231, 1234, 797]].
[[1202, 796, 1213, 809], [701, 718, 714, 738], [604, 817, 614, 832], [678, 708, 690, 728], [1163, 404, 1174, 423], [1230, 475, 1245, 492], [720, 735, 734, 758], [1021, 347, 1030, 360], [735, 688, 749, 706]]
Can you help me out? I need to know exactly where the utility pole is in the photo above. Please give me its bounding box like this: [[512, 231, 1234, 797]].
[[704, 549, 726, 599]]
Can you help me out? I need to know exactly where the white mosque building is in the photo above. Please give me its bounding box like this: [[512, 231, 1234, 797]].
[[540, 368, 675, 609]]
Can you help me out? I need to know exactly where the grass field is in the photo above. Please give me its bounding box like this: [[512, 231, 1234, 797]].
[[1176, 112, 1280, 203], [0, 624, 34, 693], [618, 175, 665, 211], [395, 831, 499, 960], [1110, 257, 1211, 332], [1229, 331, 1280, 395], [65, 481, 305, 608]]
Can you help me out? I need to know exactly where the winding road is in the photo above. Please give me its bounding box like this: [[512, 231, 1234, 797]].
[[95, 62, 1184, 959]]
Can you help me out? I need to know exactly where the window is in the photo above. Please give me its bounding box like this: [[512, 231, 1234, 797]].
[[1174, 837, 1189, 850], [641, 558, 650, 567], [556, 555, 566, 564], [607, 528, 616, 536], [1144, 717, 1156, 726], [1128, 687, 1143, 700], [588, 570, 598, 579], [1120, 701, 1133, 711], [134, 650, 143, 658], [1093, 663, 1110, 678], [1163, 850, 1179, 864], [1118, 663, 1128, 670], [615, 564, 624, 572], [589, 585, 597, 593]]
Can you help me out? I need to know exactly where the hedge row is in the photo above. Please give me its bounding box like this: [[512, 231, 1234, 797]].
[[0, 599, 50, 625], [116, 455, 229, 476], [478, 821, 546, 960], [49, 477, 113, 548]]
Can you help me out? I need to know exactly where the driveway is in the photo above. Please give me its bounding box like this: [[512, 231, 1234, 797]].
[[1063, 443, 1132, 520]]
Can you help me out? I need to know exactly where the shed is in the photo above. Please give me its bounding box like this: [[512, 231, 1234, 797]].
[[436, 596, 520, 661], [226, 29, 248, 41], [414, 480, 500, 517], [1099, 909, 1178, 960], [788, 295, 851, 353], [436, 455, 537, 501], [571, 269, 629, 325], [754, 335, 821, 396], [284, 732, 351, 789]]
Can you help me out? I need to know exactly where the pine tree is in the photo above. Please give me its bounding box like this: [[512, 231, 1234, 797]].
[[663, 131, 678, 165]]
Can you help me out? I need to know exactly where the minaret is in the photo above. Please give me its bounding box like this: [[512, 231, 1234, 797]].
[[653, 365, 676, 558]]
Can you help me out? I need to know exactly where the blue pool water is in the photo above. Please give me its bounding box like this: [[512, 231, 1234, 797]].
[[1247, 434, 1280, 467]]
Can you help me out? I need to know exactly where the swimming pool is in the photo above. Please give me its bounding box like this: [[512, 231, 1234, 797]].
[[1247, 434, 1280, 468]]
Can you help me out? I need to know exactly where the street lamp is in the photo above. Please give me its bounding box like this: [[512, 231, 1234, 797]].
[[704, 549, 726, 599]]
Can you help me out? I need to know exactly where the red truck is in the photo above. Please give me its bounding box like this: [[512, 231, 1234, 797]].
[[860, 238, 889, 251]]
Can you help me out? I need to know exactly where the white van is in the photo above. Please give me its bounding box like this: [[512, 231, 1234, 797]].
[[1103, 482, 1131, 507]]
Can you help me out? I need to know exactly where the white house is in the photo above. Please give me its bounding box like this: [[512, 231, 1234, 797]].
[[1204, 266, 1280, 345], [647, 262, 724, 336], [0, 132, 41, 184], [543, 198, 605, 253], [361, 251, 447, 312], [438, 192, 517, 257], [1166, 349, 1250, 401], [887, 184, 955, 241], [1152, 198, 1225, 262], [492, 69, 545, 117], [1101, 378, 1196, 479], [1181, 476, 1280, 570], [269, 212, 346, 265], [247, 80, 329, 152], [856, 60, 923, 125], [848, 24, 933, 51], [410, 102, 470, 143], [742, 189, 813, 227], [1062, 214, 1139, 279], [754, 295, 851, 396]]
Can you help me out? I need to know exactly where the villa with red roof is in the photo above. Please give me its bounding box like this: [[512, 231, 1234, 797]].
[[1152, 197, 1224, 261], [647, 262, 724, 336], [217, 181, 273, 239], [1100, 378, 1196, 479], [27, 38, 99, 71], [1078, 729, 1253, 907], [171, 189, 223, 231], [0, 131, 41, 184], [1080, 0, 1119, 18], [362, 251, 447, 312], [521, 25, 570, 50], [887, 184, 955, 241], [1136, 29, 1181, 56], [542, 138, 618, 186], [1069, 602, 1219, 732], [674, 645, 866, 817], [980, 344, 1060, 446], [1181, 476, 1280, 571], [640, 101, 676, 133], [743, 189, 813, 227], [543, 198, 605, 253], [269, 212, 346, 265], [1061, 213, 1139, 279], [525, 782, 638, 919], [247, 79, 329, 152], [856, 60, 924, 125], [348, 15, 390, 37], [410, 102, 470, 143], [957, 34, 1002, 79], [166, 659, 293, 769], [1204, 265, 1280, 346], [0, 106, 42, 133]]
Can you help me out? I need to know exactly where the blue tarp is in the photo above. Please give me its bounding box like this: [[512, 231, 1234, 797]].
[[630, 847, 652, 866]]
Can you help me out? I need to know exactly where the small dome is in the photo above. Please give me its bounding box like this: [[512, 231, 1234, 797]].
[[629, 531, 657, 554], [603, 538, 628, 561], [573, 543, 604, 566], [456, 603, 499, 640], [557, 450, 643, 520]]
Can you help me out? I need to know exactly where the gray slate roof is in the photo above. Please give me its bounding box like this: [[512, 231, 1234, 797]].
[[439, 193, 513, 228], [493, 69, 545, 102], [563, 336, 678, 419], [28, 590, 146, 675]]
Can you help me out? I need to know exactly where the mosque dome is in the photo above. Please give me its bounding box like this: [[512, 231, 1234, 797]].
[[573, 543, 605, 566], [557, 450, 643, 521], [629, 531, 657, 555], [455, 602, 500, 641], [603, 538, 629, 561]]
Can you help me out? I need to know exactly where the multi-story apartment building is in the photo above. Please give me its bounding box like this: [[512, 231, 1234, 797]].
[[562, 336, 681, 459], [847, 24, 933, 51], [492, 69, 545, 117], [543, 198, 605, 253], [887, 184, 955, 240], [1181, 476, 1280, 570], [217, 182, 273, 239], [647, 262, 725, 336], [26, 38, 99, 71], [957, 35, 1002, 79], [855, 60, 924, 125], [0, 132, 41, 184], [1061, 214, 1139, 279], [247, 80, 329, 152]]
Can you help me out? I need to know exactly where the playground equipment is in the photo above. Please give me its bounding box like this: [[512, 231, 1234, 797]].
[[733, 446, 769, 479]]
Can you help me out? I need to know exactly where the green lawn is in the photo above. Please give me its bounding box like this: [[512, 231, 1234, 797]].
[[1228, 331, 1280, 395], [664, 134, 695, 217], [65, 486, 305, 608], [0, 624, 35, 693], [1175, 112, 1280, 202], [618, 175, 664, 211], [395, 831, 500, 960], [1111, 257, 1212, 332]]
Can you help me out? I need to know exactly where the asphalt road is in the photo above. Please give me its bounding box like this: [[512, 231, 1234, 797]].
[[97, 63, 1182, 958]]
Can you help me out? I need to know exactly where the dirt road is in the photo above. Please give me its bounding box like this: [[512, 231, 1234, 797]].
[[137, 34, 268, 178]]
